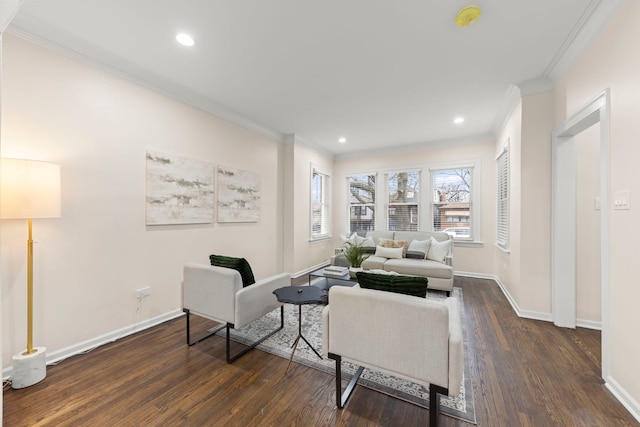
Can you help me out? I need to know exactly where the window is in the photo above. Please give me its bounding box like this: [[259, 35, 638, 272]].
[[310, 166, 330, 240], [432, 168, 472, 239], [496, 141, 509, 249], [348, 174, 376, 234], [387, 170, 419, 231]]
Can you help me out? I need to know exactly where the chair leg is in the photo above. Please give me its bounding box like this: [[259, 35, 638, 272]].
[[328, 352, 364, 408], [226, 305, 285, 363], [429, 384, 448, 427], [184, 309, 225, 346]]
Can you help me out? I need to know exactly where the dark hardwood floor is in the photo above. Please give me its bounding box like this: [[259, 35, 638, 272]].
[[4, 276, 639, 426]]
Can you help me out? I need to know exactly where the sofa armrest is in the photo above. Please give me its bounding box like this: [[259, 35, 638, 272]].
[[183, 263, 242, 324], [235, 272, 290, 328], [322, 305, 330, 358], [445, 297, 463, 396]]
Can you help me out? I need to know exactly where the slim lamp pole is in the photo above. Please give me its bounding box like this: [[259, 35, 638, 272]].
[[25, 218, 35, 355]]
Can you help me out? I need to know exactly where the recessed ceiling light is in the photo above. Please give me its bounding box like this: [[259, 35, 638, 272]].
[[454, 117, 465, 124], [338, 137, 347, 143], [176, 33, 195, 47]]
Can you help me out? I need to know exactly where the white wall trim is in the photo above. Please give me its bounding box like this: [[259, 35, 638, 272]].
[[455, 271, 553, 322], [605, 376, 640, 424], [292, 261, 330, 279], [2, 309, 184, 379], [576, 319, 602, 330], [7, 22, 284, 144]]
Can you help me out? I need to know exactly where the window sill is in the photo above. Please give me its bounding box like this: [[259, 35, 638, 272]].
[[495, 243, 510, 254], [453, 240, 483, 248], [309, 235, 332, 243]]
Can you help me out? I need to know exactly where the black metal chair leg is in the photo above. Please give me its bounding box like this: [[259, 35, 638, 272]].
[[185, 309, 225, 346], [225, 305, 284, 363], [429, 384, 448, 427], [328, 352, 364, 408]]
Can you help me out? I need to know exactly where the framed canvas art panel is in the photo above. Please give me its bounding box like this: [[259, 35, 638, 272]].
[[217, 165, 261, 223], [146, 150, 215, 225]]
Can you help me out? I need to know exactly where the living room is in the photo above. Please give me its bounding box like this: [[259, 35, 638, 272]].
[[1, 1, 640, 425]]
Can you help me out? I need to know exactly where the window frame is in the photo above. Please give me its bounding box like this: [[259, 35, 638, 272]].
[[309, 164, 331, 241], [347, 173, 377, 235], [385, 169, 421, 232], [428, 160, 482, 244], [496, 139, 510, 251]]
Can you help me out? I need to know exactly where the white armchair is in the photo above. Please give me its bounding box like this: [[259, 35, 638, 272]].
[[183, 263, 291, 363], [322, 285, 463, 426]]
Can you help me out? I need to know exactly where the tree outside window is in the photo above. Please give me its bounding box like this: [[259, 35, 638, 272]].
[[387, 171, 419, 231], [432, 168, 471, 238], [348, 174, 375, 234]]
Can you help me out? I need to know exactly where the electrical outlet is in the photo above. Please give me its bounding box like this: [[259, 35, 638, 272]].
[[135, 287, 151, 298]]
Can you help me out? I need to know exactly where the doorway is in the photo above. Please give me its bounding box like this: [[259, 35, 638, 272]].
[[551, 90, 610, 379]]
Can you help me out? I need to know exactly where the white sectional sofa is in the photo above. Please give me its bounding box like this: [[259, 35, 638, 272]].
[[331, 230, 454, 295]]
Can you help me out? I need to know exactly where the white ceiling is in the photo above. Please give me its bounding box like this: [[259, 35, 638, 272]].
[[5, 0, 623, 156]]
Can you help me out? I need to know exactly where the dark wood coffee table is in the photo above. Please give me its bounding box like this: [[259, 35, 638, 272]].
[[273, 286, 324, 372]]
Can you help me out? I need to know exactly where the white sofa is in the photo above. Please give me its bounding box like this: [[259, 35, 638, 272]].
[[332, 230, 454, 295], [322, 285, 463, 426]]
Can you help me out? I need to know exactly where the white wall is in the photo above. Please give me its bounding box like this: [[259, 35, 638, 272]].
[[1, 34, 285, 368], [282, 138, 334, 276], [332, 139, 497, 276], [554, 0, 640, 414]]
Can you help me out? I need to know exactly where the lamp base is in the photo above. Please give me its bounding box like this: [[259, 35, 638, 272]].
[[11, 346, 47, 389]]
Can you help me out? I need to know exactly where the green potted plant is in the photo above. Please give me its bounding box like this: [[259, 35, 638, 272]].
[[343, 242, 369, 278]]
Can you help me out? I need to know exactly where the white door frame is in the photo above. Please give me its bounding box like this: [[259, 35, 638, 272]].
[[551, 89, 610, 379]]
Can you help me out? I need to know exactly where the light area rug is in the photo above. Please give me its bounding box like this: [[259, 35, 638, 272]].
[[217, 285, 476, 424]]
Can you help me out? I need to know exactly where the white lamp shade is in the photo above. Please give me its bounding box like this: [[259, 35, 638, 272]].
[[1, 158, 61, 219]]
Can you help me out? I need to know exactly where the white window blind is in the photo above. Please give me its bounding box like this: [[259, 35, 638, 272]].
[[348, 174, 376, 234], [496, 144, 509, 249], [432, 168, 472, 239], [387, 171, 419, 231], [311, 167, 330, 240]]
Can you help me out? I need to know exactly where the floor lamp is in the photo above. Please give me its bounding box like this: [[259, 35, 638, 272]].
[[1, 158, 61, 389]]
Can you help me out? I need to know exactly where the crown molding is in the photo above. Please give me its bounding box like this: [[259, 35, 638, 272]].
[[7, 16, 285, 144], [0, 0, 24, 33], [334, 132, 495, 162], [544, 0, 627, 83]]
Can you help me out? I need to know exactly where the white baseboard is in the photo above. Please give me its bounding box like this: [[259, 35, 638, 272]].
[[606, 375, 640, 424], [3, 309, 184, 379], [455, 270, 552, 322], [576, 318, 602, 330], [292, 261, 330, 279]]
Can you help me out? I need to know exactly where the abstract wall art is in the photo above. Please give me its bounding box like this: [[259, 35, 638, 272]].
[[146, 150, 215, 225], [217, 165, 261, 223]]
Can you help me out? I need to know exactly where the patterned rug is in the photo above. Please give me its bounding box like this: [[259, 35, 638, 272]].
[[218, 285, 476, 424]]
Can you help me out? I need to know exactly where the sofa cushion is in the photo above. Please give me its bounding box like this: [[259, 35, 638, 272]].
[[406, 239, 431, 259], [426, 238, 451, 263], [209, 255, 255, 287], [378, 238, 408, 256], [383, 258, 453, 279], [365, 231, 395, 245], [356, 271, 428, 298], [374, 245, 404, 259], [361, 255, 387, 270]]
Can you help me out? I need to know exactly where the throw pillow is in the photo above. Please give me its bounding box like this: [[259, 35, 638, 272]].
[[378, 238, 408, 257], [361, 236, 376, 254], [357, 271, 428, 298], [406, 239, 431, 259], [426, 238, 450, 263], [374, 245, 404, 259], [209, 255, 256, 287]]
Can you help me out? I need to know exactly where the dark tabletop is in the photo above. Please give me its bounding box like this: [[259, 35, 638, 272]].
[[273, 286, 324, 304]]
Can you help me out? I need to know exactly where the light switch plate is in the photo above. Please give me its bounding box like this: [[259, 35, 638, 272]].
[[613, 190, 630, 210]]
